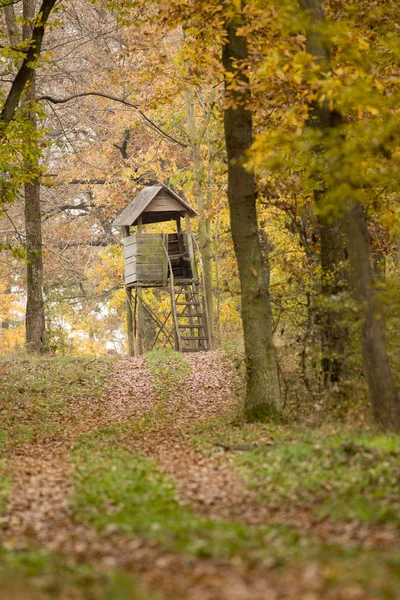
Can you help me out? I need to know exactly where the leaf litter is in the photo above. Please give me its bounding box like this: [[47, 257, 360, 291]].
[[0, 351, 399, 599]]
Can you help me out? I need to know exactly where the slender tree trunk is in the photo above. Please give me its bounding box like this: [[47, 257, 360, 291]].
[[193, 141, 215, 348], [184, 88, 215, 348], [301, 0, 348, 387], [23, 0, 46, 352], [214, 213, 221, 345], [4, 4, 19, 45], [222, 7, 281, 419], [319, 212, 347, 384], [342, 204, 400, 428], [301, 0, 400, 429]]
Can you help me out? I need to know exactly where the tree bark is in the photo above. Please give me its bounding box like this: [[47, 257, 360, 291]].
[[23, 0, 46, 352], [4, 4, 19, 45], [222, 6, 281, 419]]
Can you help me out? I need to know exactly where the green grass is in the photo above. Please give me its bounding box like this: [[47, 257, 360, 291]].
[[140, 349, 192, 428], [146, 349, 191, 401], [0, 354, 114, 446], [2, 352, 400, 598], [192, 419, 400, 526], [70, 425, 313, 564], [0, 548, 157, 599], [0, 463, 9, 515], [70, 425, 400, 598], [238, 430, 400, 526], [0, 418, 9, 514]]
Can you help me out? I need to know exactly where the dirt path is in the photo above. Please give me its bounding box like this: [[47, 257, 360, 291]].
[[1, 352, 398, 600]]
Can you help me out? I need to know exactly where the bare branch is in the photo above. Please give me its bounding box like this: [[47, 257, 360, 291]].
[[37, 91, 189, 148], [42, 201, 94, 221]]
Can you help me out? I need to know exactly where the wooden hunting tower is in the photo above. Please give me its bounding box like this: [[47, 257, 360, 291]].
[[114, 184, 210, 354]]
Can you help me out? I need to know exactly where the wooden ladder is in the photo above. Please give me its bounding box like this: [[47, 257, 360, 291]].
[[173, 281, 209, 352]]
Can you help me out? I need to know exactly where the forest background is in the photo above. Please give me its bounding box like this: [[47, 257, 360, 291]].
[[1, 0, 400, 427]]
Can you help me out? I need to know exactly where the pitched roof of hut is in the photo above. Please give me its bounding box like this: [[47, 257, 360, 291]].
[[113, 184, 197, 227]]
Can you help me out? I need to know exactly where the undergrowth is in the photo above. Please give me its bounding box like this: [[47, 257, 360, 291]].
[[145, 349, 191, 401], [70, 425, 400, 598], [143, 349, 191, 425], [0, 548, 156, 600], [192, 419, 400, 526], [0, 353, 114, 446], [238, 429, 400, 526], [70, 425, 312, 564]]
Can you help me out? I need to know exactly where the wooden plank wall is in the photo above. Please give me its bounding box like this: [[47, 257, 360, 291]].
[[124, 235, 136, 285], [124, 234, 168, 285]]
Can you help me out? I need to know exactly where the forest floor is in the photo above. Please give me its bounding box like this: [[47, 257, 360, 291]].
[[0, 350, 399, 599]]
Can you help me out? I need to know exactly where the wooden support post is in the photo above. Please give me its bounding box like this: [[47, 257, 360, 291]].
[[137, 216, 144, 355], [176, 215, 185, 278], [122, 225, 135, 356], [126, 286, 135, 356]]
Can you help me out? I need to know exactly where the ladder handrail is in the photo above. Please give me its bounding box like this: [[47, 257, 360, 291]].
[[191, 234, 212, 351]]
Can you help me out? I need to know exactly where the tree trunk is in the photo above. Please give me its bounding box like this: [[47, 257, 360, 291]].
[[4, 4, 19, 45], [222, 8, 281, 419], [342, 204, 400, 429], [193, 141, 215, 348], [301, 0, 400, 429], [319, 212, 347, 384], [184, 88, 215, 348], [1, 0, 57, 125], [23, 0, 46, 352]]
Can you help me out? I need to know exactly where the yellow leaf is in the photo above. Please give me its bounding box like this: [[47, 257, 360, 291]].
[[366, 105, 379, 116]]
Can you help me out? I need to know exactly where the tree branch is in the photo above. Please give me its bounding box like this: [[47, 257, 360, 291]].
[[114, 127, 131, 158], [0, 0, 57, 125], [37, 92, 189, 148], [0, 0, 23, 8], [42, 201, 94, 221]]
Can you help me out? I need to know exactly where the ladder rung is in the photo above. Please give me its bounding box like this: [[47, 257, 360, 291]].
[[174, 290, 199, 295], [177, 312, 203, 318], [181, 336, 208, 341], [178, 324, 205, 329], [176, 302, 201, 306]]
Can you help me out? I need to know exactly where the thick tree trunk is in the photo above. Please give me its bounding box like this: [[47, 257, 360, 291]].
[[222, 9, 281, 419], [342, 204, 400, 429], [23, 0, 46, 352]]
